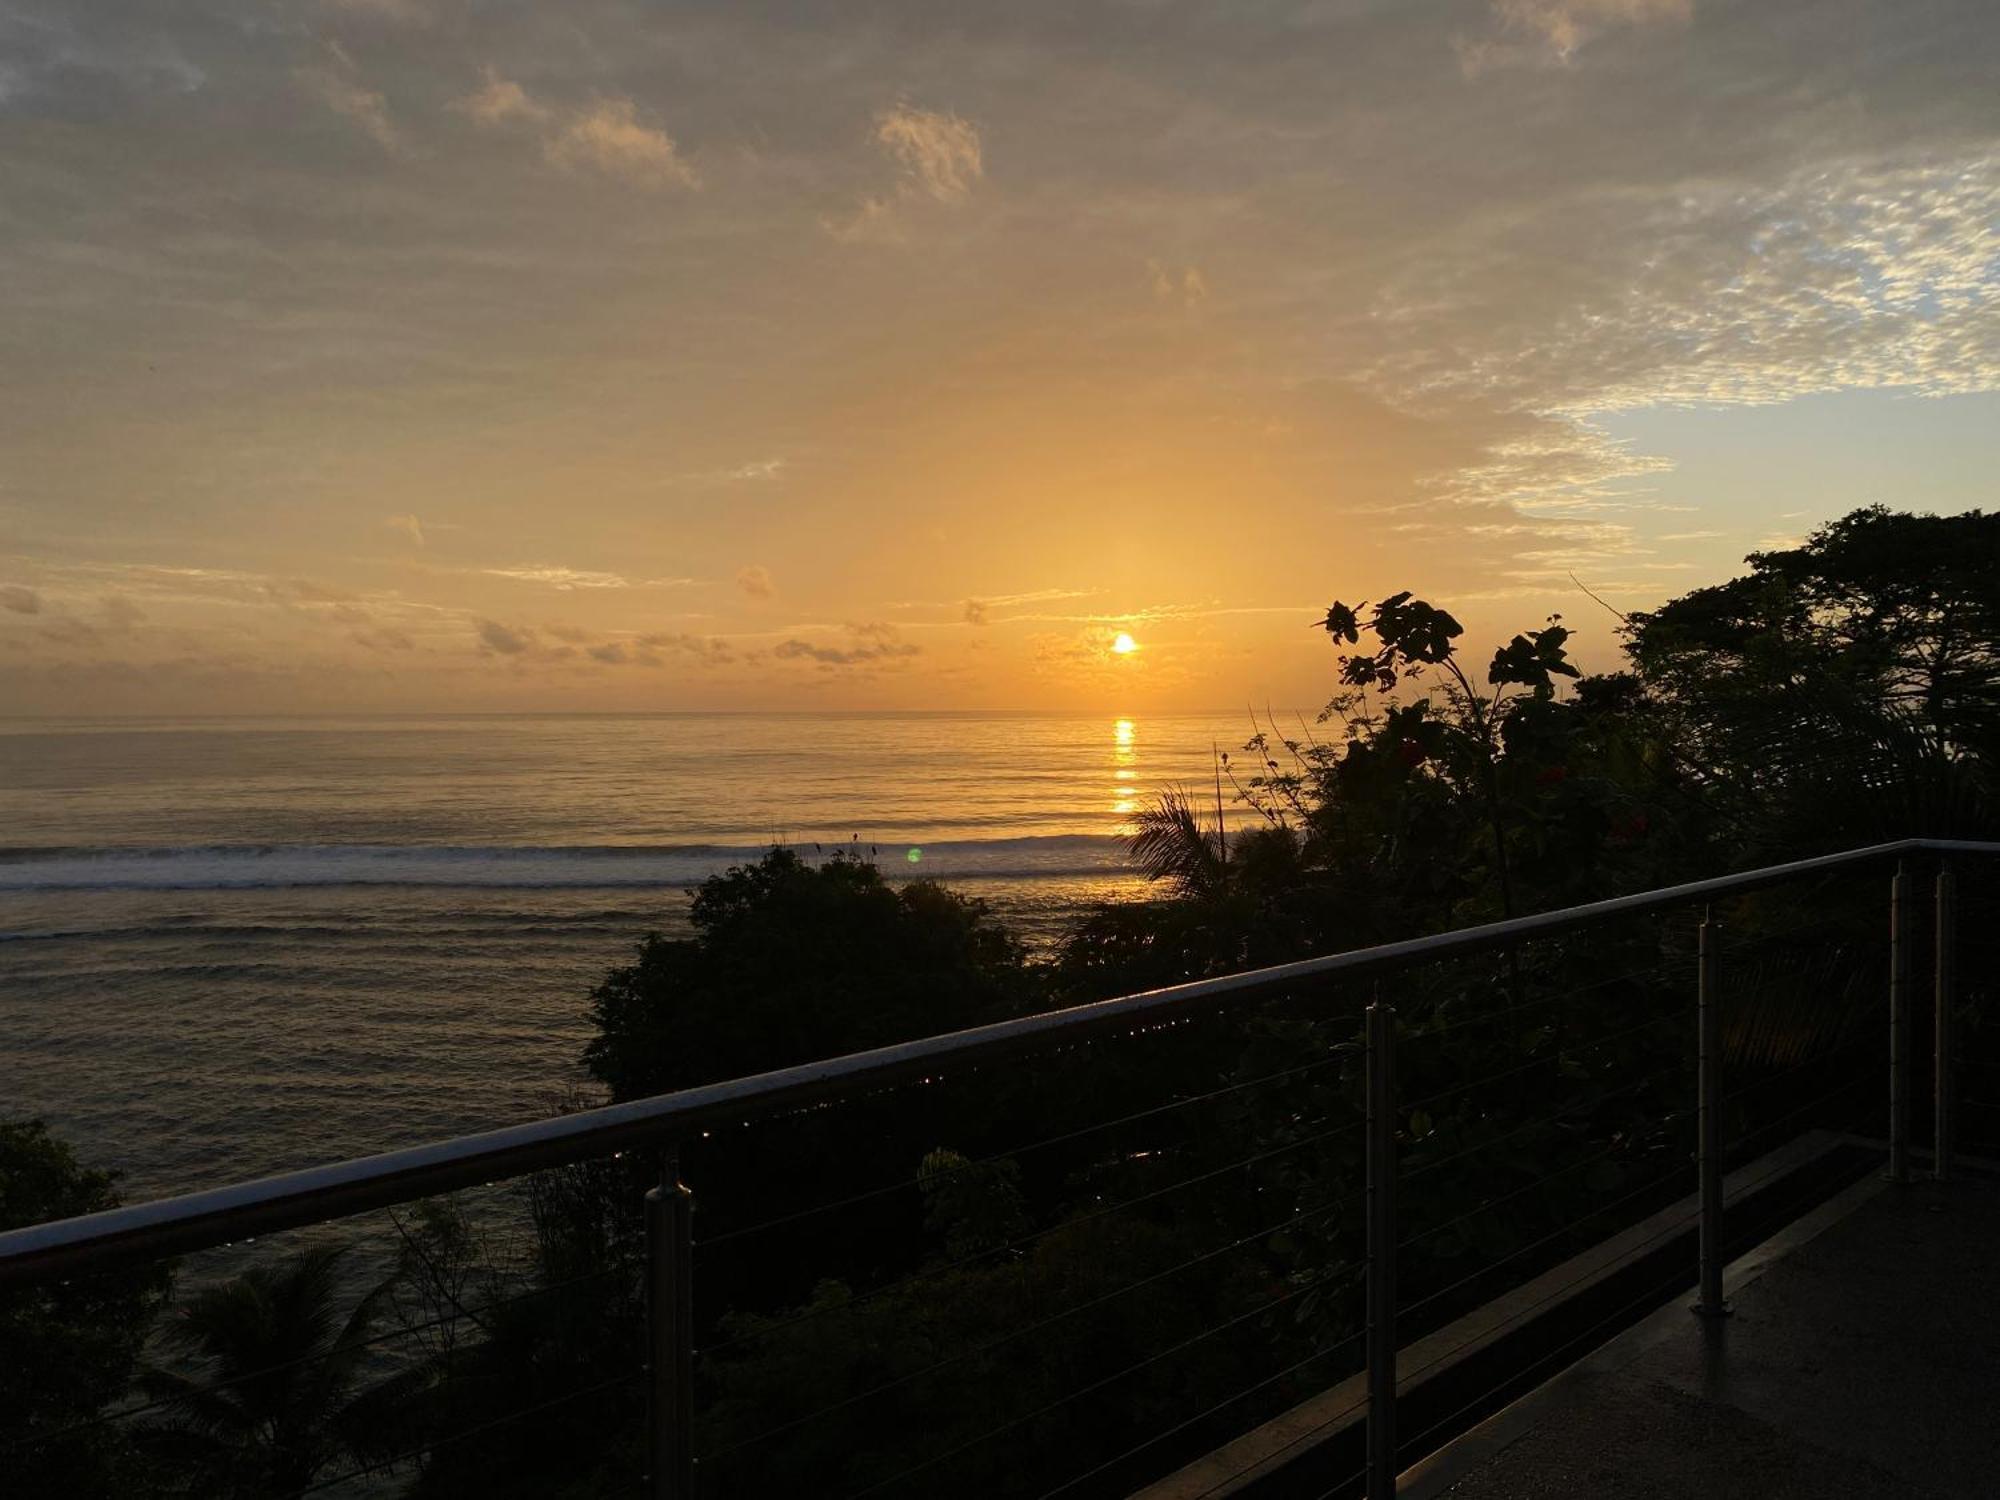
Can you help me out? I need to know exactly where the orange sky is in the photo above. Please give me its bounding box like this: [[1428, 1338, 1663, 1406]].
[[2, 0, 1996, 714]]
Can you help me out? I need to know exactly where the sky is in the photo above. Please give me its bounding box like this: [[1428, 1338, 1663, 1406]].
[[1, 0, 1995, 715]]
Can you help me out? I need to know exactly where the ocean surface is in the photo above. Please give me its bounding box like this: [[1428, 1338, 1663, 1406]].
[[0, 712, 1266, 1202]]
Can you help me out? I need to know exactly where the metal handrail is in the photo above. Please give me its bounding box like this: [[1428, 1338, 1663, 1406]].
[[3, 835, 1993, 1284]]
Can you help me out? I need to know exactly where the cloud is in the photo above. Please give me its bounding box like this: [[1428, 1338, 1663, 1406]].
[[773, 635, 921, 667], [387, 514, 425, 547], [452, 67, 552, 128], [1149, 261, 1209, 308], [1461, 0, 1693, 69], [1, 585, 40, 615], [545, 98, 699, 189], [637, 631, 735, 665], [735, 564, 775, 598], [822, 195, 903, 245], [963, 598, 989, 626], [455, 74, 696, 190], [484, 565, 634, 590], [475, 619, 533, 655], [297, 50, 401, 153], [874, 104, 982, 203]]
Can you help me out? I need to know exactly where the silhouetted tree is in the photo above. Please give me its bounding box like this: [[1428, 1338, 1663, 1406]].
[[0, 1120, 173, 1495]]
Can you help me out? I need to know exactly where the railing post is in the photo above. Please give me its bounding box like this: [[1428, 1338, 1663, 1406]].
[[1694, 908, 1728, 1318], [1889, 862, 1912, 1184], [1935, 865, 1957, 1184], [1365, 999, 1397, 1500], [647, 1146, 695, 1500]]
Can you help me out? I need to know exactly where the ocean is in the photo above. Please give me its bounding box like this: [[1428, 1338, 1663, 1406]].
[[0, 712, 1266, 1201]]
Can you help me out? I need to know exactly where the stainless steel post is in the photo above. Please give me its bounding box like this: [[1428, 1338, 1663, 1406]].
[[1935, 866, 1957, 1184], [1365, 1000, 1397, 1500], [647, 1146, 695, 1500], [1695, 909, 1728, 1317], [1889, 864, 1911, 1184]]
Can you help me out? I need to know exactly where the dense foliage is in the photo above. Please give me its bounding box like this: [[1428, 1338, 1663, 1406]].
[[0, 1121, 172, 1495]]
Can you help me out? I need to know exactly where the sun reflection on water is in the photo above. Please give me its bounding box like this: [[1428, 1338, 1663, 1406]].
[[1112, 718, 1138, 821]]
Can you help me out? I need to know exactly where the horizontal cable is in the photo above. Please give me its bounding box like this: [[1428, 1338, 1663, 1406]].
[[1394, 1257, 1698, 1467], [699, 1112, 1367, 1358], [1722, 1073, 1878, 1166], [1034, 1332, 1366, 1500], [1401, 1009, 1687, 1117], [1400, 1114, 1686, 1256], [1397, 1203, 1704, 1389], [1396, 1161, 1693, 1329], [702, 1180, 1368, 1465], [697, 1048, 1352, 1251], [843, 1258, 1358, 1499], [1390, 1052, 1887, 1482], [1403, 1064, 1880, 1345], [1399, 1054, 1690, 1187], [0, 1261, 627, 1456], [1404, 954, 1680, 1044], [1720, 1035, 1876, 1106], [284, 1366, 642, 1498]]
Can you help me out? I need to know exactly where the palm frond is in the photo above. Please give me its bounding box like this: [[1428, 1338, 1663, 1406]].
[[1129, 786, 1228, 900]]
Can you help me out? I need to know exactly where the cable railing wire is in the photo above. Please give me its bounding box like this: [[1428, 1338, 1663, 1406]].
[[702, 1179, 1371, 1465], [0, 1258, 630, 1458], [282, 1365, 643, 1498], [1035, 1331, 1368, 1500], [1398, 1054, 1689, 1190], [1399, 1008, 1687, 1118], [698, 1111, 1369, 1358], [841, 1255, 1364, 1499], [1399, 1117, 1681, 1257], [1395, 1157, 1695, 1331], [695, 1046, 1357, 1251]]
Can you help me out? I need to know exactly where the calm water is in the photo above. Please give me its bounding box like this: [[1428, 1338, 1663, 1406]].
[[0, 713, 1262, 1199]]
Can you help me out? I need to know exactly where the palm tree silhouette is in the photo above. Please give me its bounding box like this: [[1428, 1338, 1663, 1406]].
[[138, 1243, 391, 1496]]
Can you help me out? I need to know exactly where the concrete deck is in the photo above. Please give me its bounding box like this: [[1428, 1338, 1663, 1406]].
[[1403, 1170, 2000, 1500]]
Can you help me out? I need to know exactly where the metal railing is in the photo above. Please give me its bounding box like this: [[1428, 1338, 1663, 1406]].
[[3, 835, 1996, 1498]]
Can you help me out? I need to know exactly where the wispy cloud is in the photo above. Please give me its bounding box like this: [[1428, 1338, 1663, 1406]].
[[453, 72, 697, 189], [1459, 0, 1693, 70], [827, 103, 983, 241], [875, 104, 982, 203], [735, 565, 775, 599], [1149, 261, 1209, 309], [451, 67, 552, 128], [297, 47, 401, 153], [545, 98, 699, 189], [475, 618, 533, 655], [772, 621, 921, 668], [386, 514, 426, 547], [0, 585, 39, 615], [480, 565, 698, 590]]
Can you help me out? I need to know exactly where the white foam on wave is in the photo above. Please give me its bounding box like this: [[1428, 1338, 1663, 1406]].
[[0, 836, 1135, 892]]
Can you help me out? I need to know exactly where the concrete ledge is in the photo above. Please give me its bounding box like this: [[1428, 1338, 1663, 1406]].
[[1135, 1130, 1871, 1500], [1396, 1166, 1892, 1499]]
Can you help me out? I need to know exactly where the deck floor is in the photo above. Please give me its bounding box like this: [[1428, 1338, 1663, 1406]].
[[1413, 1171, 2000, 1500]]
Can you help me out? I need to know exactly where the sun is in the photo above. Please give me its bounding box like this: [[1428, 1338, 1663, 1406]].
[[1111, 631, 1138, 656]]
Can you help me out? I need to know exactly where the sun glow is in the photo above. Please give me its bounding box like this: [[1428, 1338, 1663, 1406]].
[[1111, 631, 1138, 655]]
